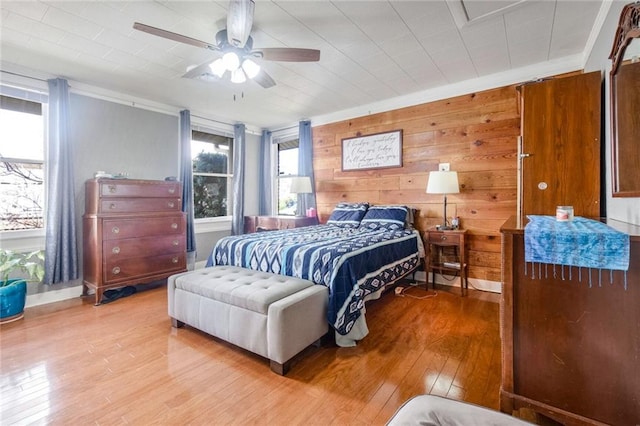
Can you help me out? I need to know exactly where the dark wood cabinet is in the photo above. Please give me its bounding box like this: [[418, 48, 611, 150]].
[[83, 178, 187, 305], [244, 215, 318, 233], [424, 229, 468, 295], [500, 216, 640, 425], [519, 71, 601, 219]]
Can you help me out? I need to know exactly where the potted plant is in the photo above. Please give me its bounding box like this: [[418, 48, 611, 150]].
[[0, 250, 45, 324]]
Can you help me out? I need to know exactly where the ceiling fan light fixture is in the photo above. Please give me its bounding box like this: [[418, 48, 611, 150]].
[[222, 52, 240, 71], [230, 68, 247, 84], [241, 58, 261, 79], [209, 58, 226, 77]]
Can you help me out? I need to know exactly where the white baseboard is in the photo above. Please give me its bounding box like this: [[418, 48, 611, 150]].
[[23, 263, 500, 308], [26, 285, 83, 308]]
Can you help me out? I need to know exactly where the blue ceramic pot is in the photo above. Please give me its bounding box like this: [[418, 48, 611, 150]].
[[0, 279, 27, 322]]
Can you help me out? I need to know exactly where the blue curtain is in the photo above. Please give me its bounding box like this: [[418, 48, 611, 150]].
[[44, 78, 78, 284], [258, 130, 272, 216], [232, 124, 246, 235], [298, 120, 316, 214], [179, 110, 196, 254]]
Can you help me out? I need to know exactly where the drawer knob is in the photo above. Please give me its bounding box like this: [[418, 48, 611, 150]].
[[109, 203, 116, 210], [171, 223, 178, 229], [108, 185, 117, 193], [112, 266, 121, 275], [441, 235, 447, 240], [172, 257, 179, 264], [112, 226, 120, 234], [172, 240, 179, 246], [112, 246, 120, 254], [168, 202, 175, 208], [168, 187, 176, 194]]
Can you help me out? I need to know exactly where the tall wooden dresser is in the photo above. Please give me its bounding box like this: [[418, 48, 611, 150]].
[[83, 178, 187, 305], [500, 216, 640, 425]]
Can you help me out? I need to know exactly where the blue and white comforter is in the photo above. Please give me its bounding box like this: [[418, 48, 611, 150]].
[[206, 224, 420, 336]]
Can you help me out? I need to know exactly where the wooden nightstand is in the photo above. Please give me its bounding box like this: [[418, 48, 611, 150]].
[[424, 229, 468, 296], [244, 215, 319, 233]]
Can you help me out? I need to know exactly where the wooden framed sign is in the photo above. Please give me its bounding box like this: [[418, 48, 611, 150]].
[[341, 129, 403, 171]]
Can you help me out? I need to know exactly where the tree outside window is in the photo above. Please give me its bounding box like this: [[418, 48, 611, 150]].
[[0, 95, 45, 231], [191, 130, 233, 219], [277, 139, 299, 215]]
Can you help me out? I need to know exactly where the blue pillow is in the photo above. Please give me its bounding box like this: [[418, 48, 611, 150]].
[[360, 205, 408, 231], [326, 202, 369, 228]]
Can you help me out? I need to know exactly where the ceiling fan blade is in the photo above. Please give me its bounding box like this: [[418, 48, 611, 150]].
[[227, 0, 255, 48], [133, 22, 218, 51], [256, 48, 320, 62], [253, 69, 276, 88], [182, 62, 215, 79]]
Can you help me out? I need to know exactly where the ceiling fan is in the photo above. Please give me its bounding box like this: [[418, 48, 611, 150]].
[[133, 0, 320, 88]]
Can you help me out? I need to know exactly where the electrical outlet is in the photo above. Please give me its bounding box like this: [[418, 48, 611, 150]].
[[439, 163, 450, 171]]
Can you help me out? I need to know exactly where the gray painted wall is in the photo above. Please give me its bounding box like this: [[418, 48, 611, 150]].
[[55, 94, 180, 291], [28, 93, 261, 298]]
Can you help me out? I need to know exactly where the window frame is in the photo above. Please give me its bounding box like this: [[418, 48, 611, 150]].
[[271, 128, 300, 216], [0, 87, 48, 249], [190, 125, 234, 230], [276, 138, 300, 216]]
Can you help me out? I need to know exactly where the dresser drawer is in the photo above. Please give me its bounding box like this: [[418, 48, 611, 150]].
[[99, 180, 180, 198], [427, 231, 461, 245], [256, 216, 280, 230], [245, 215, 319, 232], [99, 198, 181, 214], [104, 252, 186, 283], [104, 234, 185, 261], [102, 215, 184, 240], [279, 219, 297, 229]]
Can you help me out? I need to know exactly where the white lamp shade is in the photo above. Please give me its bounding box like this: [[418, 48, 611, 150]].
[[290, 176, 312, 194], [222, 52, 240, 71], [230, 68, 247, 84], [209, 59, 226, 77], [242, 58, 261, 79], [426, 171, 460, 194]]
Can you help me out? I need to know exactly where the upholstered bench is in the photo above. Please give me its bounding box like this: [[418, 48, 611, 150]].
[[167, 265, 329, 375]]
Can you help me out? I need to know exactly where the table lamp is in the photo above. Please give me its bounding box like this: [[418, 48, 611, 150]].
[[289, 176, 312, 216], [426, 171, 460, 230]]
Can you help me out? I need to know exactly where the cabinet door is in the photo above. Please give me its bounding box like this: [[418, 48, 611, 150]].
[[520, 72, 601, 218]]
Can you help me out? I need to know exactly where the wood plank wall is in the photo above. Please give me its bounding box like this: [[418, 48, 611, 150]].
[[311, 85, 520, 282]]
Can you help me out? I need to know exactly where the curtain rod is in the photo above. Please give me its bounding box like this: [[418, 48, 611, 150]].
[[271, 117, 310, 133], [191, 113, 236, 128], [191, 113, 260, 135], [271, 124, 298, 133], [1, 69, 48, 83], [2, 70, 257, 134]]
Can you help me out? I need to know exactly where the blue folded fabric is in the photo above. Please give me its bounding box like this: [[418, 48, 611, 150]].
[[524, 215, 629, 271]]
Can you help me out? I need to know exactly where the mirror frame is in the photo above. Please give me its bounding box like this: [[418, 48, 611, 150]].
[[609, 3, 640, 197]]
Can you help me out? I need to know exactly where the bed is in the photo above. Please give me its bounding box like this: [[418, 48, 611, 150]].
[[206, 203, 423, 347]]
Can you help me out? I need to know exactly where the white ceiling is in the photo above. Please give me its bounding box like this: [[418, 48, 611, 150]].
[[0, 0, 607, 130]]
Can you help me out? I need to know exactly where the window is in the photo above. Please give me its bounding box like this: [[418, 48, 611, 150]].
[[277, 138, 299, 215], [0, 95, 45, 232], [191, 129, 233, 219]]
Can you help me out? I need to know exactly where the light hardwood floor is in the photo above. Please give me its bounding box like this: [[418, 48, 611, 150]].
[[1, 282, 503, 425]]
